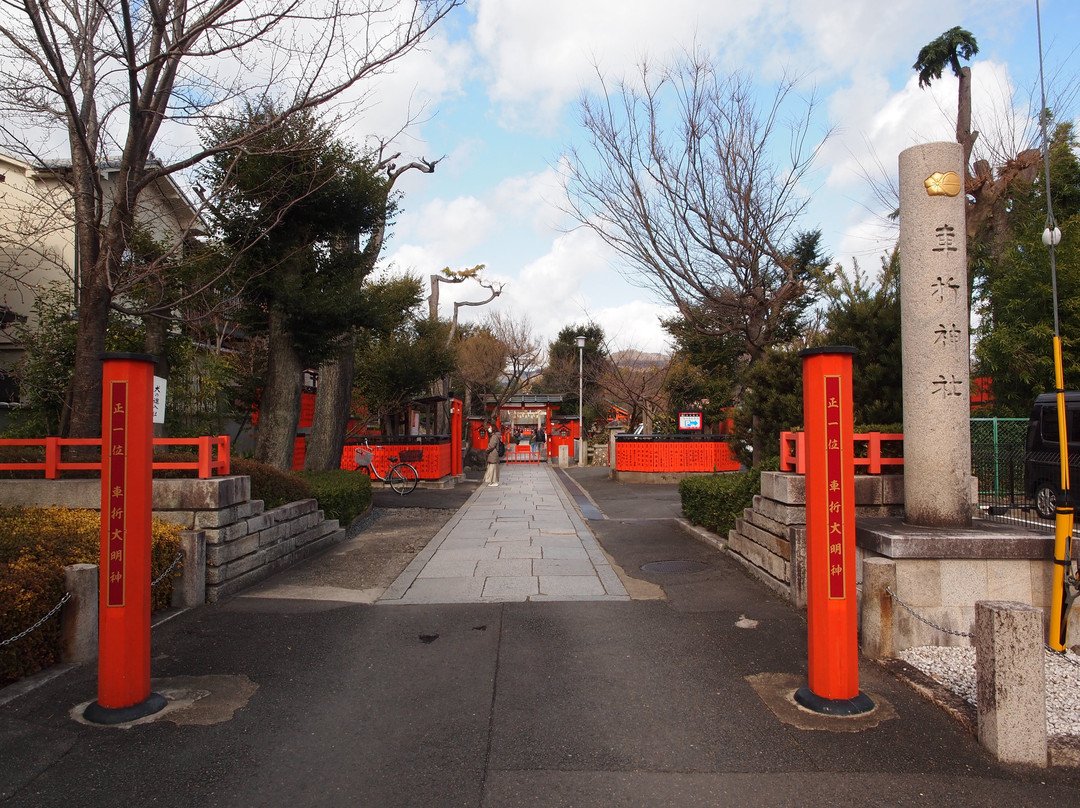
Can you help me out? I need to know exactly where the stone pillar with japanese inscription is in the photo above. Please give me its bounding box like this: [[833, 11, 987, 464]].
[[898, 142, 972, 527]]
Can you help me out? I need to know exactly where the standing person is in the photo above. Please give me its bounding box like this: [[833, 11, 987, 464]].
[[536, 424, 546, 459], [484, 426, 503, 487]]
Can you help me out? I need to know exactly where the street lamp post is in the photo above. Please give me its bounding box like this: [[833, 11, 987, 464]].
[[576, 335, 586, 467]]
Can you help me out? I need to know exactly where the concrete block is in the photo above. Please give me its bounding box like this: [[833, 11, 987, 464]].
[[736, 517, 791, 561], [985, 560, 1033, 603], [193, 502, 256, 529], [0, 479, 99, 508], [790, 528, 808, 609], [152, 476, 250, 510], [745, 507, 788, 538], [172, 531, 206, 608], [881, 474, 905, 505], [1030, 561, 1055, 616], [206, 531, 259, 567], [199, 520, 250, 546], [727, 531, 789, 582], [155, 510, 195, 529], [61, 563, 98, 664], [759, 472, 805, 505], [861, 557, 896, 660], [975, 601, 1047, 767], [753, 495, 806, 527], [939, 558, 988, 606], [244, 511, 274, 533], [853, 474, 882, 505], [258, 523, 288, 547], [894, 559, 942, 606], [894, 605, 971, 650], [269, 499, 317, 523]]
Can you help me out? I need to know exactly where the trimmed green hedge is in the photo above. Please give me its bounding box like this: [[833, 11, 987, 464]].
[[679, 468, 762, 538], [295, 469, 372, 526]]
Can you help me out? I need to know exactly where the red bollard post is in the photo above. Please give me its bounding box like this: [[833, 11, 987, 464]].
[[795, 347, 874, 715], [451, 398, 463, 477], [84, 354, 167, 724]]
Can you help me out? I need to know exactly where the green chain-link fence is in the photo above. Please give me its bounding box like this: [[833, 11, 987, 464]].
[[970, 417, 1054, 531]]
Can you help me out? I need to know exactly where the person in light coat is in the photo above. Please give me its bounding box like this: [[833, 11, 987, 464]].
[[483, 427, 502, 486]]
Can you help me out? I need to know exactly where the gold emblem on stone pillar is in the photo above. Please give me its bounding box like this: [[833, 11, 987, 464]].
[[924, 171, 962, 197]]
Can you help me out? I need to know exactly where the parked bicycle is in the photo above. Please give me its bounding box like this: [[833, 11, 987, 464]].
[[353, 441, 420, 495]]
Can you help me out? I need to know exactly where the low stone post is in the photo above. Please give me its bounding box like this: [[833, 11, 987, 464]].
[[61, 563, 98, 664], [861, 557, 896, 660], [172, 530, 206, 608], [974, 601, 1047, 767], [558, 444, 569, 468]]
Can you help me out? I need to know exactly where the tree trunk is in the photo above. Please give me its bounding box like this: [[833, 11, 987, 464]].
[[143, 306, 170, 439], [66, 260, 111, 439], [304, 343, 355, 471], [254, 308, 304, 471], [956, 66, 977, 183], [65, 152, 114, 439], [751, 413, 763, 468]]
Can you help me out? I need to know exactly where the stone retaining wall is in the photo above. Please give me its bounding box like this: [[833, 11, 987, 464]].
[[726, 471, 904, 607], [0, 476, 345, 603]]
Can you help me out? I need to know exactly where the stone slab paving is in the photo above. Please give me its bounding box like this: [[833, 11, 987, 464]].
[[379, 464, 630, 604]]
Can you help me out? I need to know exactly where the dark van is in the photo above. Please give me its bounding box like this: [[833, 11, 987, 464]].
[[1024, 392, 1080, 519]]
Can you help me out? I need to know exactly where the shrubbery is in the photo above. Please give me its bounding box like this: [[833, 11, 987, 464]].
[[227, 457, 312, 508], [679, 468, 762, 538], [0, 507, 182, 685], [295, 469, 372, 526]]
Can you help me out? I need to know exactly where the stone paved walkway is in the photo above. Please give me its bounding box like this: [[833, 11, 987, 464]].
[[378, 464, 629, 604]]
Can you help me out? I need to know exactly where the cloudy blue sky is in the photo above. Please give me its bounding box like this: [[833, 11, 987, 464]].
[[353, 0, 1079, 354]]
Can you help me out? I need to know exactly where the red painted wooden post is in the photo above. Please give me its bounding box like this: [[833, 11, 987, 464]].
[[795, 347, 874, 716], [451, 398, 463, 477], [44, 437, 60, 479], [84, 354, 166, 724]]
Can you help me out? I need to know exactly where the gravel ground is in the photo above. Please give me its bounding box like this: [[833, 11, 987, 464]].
[[899, 645, 1080, 738]]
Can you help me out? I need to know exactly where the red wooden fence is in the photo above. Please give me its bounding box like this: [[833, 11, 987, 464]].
[[0, 435, 231, 479]]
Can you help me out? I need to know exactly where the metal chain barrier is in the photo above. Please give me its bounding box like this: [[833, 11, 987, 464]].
[[2, 552, 183, 652], [885, 585, 975, 639], [886, 586, 1080, 664], [1045, 645, 1080, 668], [0, 592, 72, 648], [151, 551, 184, 588]]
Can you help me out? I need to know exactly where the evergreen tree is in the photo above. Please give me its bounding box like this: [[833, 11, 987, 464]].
[[201, 108, 387, 469], [819, 250, 903, 426], [974, 122, 1080, 414]]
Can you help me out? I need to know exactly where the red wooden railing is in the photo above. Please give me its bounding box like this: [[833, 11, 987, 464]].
[[339, 439, 451, 480], [779, 431, 903, 475], [614, 435, 741, 473], [0, 435, 231, 479]]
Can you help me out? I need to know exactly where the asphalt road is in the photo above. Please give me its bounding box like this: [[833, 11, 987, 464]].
[[1, 467, 1077, 806]]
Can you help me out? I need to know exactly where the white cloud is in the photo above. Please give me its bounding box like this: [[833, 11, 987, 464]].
[[492, 166, 569, 234], [592, 300, 678, 355], [468, 0, 761, 132], [395, 195, 496, 257]]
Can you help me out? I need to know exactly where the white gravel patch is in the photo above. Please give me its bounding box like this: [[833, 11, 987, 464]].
[[899, 646, 1080, 738]]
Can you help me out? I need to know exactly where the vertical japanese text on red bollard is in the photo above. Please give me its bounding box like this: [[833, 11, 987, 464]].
[[106, 381, 127, 607], [824, 376, 845, 599]]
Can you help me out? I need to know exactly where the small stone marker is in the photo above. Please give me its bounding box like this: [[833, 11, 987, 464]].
[[975, 600, 1047, 767]]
